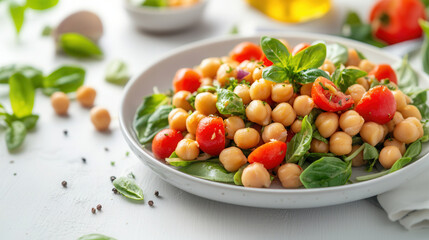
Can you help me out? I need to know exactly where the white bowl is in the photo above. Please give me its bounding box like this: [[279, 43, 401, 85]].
[[123, 0, 208, 33], [119, 33, 429, 208]]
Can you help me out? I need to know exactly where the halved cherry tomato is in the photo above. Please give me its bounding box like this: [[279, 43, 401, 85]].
[[370, 0, 426, 45], [355, 85, 396, 124], [311, 77, 354, 112], [260, 53, 273, 67], [230, 42, 263, 63], [173, 68, 201, 93], [196, 116, 225, 155], [369, 64, 398, 84], [292, 43, 310, 56], [152, 129, 183, 159], [248, 141, 287, 169]]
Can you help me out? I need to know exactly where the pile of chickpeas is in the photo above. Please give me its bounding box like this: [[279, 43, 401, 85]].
[[167, 45, 424, 189]]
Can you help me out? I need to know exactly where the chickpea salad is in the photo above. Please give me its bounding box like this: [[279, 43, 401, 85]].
[[133, 36, 429, 189]]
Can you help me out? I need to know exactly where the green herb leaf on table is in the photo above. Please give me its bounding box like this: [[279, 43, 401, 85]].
[[9, 2, 26, 34], [41, 25, 53, 37], [216, 88, 245, 117], [260, 36, 290, 67], [6, 121, 27, 151], [286, 115, 313, 164], [113, 177, 144, 201], [105, 59, 130, 86], [326, 43, 348, 67], [300, 157, 352, 188], [26, 0, 59, 10], [0, 64, 43, 88], [179, 162, 235, 183], [9, 73, 35, 118], [19, 114, 39, 130], [77, 233, 117, 240], [42, 65, 85, 95], [59, 33, 103, 59]]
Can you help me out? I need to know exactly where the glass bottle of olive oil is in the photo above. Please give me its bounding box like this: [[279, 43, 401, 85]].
[[246, 0, 331, 23]]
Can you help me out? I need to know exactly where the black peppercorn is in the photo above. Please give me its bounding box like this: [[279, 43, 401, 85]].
[[62, 181, 67, 188]]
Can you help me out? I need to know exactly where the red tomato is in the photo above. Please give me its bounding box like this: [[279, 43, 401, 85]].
[[311, 77, 354, 112], [152, 129, 183, 159], [230, 42, 263, 63], [369, 0, 426, 45], [173, 68, 201, 93], [355, 85, 396, 124], [292, 43, 310, 56], [196, 116, 225, 155], [248, 141, 287, 169], [369, 64, 398, 84], [260, 53, 273, 66]]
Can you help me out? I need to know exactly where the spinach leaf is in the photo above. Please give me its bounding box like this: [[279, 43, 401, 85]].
[[286, 115, 313, 164], [312, 130, 328, 144], [296, 68, 331, 84], [26, 0, 59, 10], [233, 164, 248, 186], [420, 19, 429, 75], [77, 233, 117, 240], [291, 43, 326, 72], [5, 121, 27, 151], [326, 43, 348, 66], [9, 73, 35, 118], [300, 157, 352, 188], [142, 0, 168, 7], [262, 65, 288, 83], [59, 33, 103, 59], [363, 143, 379, 172], [389, 157, 413, 173], [9, 2, 25, 34], [179, 162, 235, 183], [136, 105, 173, 144], [105, 59, 130, 86], [403, 140, 422, 159], [0, 64, 43, 87], [43, 65, 85, 95], [112, 177, 144, 201], [216, 88, 245, 117], [332, 68, 367, 92], [134, 93, 169, 120], [260, 36, 290, 67]]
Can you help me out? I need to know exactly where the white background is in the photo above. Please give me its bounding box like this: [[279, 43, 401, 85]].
[[0, 0, 428, 239]]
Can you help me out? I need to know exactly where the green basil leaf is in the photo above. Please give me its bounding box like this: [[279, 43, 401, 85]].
[[363, 143, 379, 172], [420, 19, 429, 75], [0, 64, 43, 88], [332, 68, 367, 92], [216, 88, 245, 117], [233, 164, 248, 186], [9, 73, 35, 118], [19, 114, 39, 130], [286, 115, 313, 163], [300, 157, 352, 188], [41, 25, 53, 36], [260, 36, 290, 67], [166, 152, 216, 167], [326, 43, 348, 66], [291, 43, 326, 72], [296, 68, 331, 84], [43, 65, 85, 95], [137, 105, 173, 144], [312, 130, 328, 144], [26, 0, 59, 10], [77, 233, 117, 240], [141, 0, 168, 7], [389, 157, 412, 173], [6, 121, 27, 151], [422, 122, 429, 143], [59, 33, 103, 59], [262, 65, 288, 83], [396, 55, 418, 92], [179, 162, 235, 183], [112, 177, 144, 201], [9, 2, 25, 34], [105, 59, 130, 86], [403, 140, 422, 159]]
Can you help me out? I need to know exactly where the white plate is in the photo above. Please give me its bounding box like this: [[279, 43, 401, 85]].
[[119, 33, 429, 208]]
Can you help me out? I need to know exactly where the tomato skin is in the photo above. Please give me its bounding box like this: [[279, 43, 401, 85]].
[[260, 53, 273, 66], [196, 116, 225, 155], [230, 42, 263, 63], [311, 77, 354, 112], [248, 141, 287, 169], [369, 64, 398, 84], [152, 129, 183, 159], [355, 85, 396, 124], [173, 68, 201, 93], [292, 43, 310, 56], [369, 0, 426, 45]]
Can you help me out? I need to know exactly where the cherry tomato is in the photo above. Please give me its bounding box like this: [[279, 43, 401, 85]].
[[311, 77, 354, 112], [370, 0, 426, 45], [260, 53, 273, 66], [248, 141, 287, 169], [230, 42, 263, 63], [369, 64, 398, 84], [292, 43, 310, 56], [355, 85, 396, 124], [173, 68, 201, 93], [196, 116, 225, 155], [152, 129, 183, 159]]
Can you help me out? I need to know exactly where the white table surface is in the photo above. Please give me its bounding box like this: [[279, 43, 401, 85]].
[[1, 0, 428, 239]]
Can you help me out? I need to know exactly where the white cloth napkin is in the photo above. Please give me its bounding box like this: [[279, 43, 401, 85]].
[[377, 171, 429, 230]]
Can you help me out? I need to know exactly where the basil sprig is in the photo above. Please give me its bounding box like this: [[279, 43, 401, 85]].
[[300, 157, 352, 188], [331, 68, 367, 92], [113, 176, 144, 201]]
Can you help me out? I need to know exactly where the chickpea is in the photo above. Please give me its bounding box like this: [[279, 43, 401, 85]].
[[194, 92, 217, 115], [262, 123, 287, 143], [200, 77, 213, 87], [250, 79, 271, 100], [224, 116, 245, 140], [238, 60, 259, 83], [386, 112, 404, 132], [320, 59, 335, 75], [356, 77, 370, 91], [90, 107, 111, 131], [382, 124, 389, 139], [220, 56, 239, 67], [293, 95, 314, 117], [291, 119, 302, 133], [272, 103, 296, 126], [405, 94, 412, 104], [175, 139, 200, 160], [394, 117, 423, 144], [234, 128, 260, 149], [392, 90, 407, 111], [241, 162, 271, 188], [409, 117, 424, 138], [346, 48, 361, 67], [400, 105, 422, 120], [271, 83, 294, 103], [199, 57, 221, 78], [349, 145, 366, 167], [186, 111, 206, 134], [360, 122, 384, 146], [173, 90, 193, 111], [51, 92, 70, 115], [358, 59, 375, 73], [76, 86, 96, 108], [168, 108, 189, 131], [252, 66, 263, 81], [346, 84, 366, 103], [384, 138, 406, 155], [277, 163, 303, 188], [315, 112, 339, 138], [234, 84, 251, 105], [216, 63, 237, 86], [246, 100, 271, 126], [329, 131, 353, 155], [339, 110, 364, 136], [184, 133, 195, 140], [379, 146, 402, 169], [288, 93, 298, 106], [300, 83, 313, 97], [219, 147, 247, 172], [310, 139, 329, 153]]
